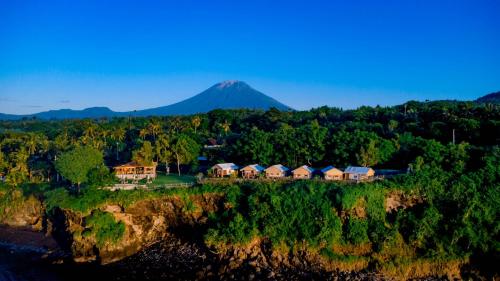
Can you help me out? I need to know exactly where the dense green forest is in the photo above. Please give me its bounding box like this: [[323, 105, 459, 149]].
[[0, 100, 498, 181], [0, 100, 499, 278]]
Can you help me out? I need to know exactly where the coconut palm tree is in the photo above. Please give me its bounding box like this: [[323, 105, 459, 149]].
[[82, 121, 98, 142], [146, 120, 162, 141], [110, 127, 126, 160], [139, 128, 148, 140], [191, 116, 201, 134], [155, 133, 172, 174], [169, 117, 184, 133], [220, 120, 231, 135], [111, 127, 126, 142], [25, 133, 39, 155]]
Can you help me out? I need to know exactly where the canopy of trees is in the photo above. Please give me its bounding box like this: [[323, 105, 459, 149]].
[[0, 99, 497, 186], [55, 146, 104, 191], [0, 99, 498, 278]]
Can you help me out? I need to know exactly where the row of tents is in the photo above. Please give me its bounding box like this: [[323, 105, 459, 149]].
[[210, 163, 376, 181]]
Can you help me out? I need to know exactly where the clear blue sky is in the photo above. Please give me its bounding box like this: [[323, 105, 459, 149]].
[[0, 0, 499, 114]]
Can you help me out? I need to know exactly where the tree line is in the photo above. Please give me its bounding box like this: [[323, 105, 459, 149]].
[[0, 99, 498, 189]]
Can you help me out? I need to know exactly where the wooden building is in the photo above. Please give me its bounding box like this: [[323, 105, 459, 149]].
[[292, 165, 315, 179], [265, 164, 289, 178], [321, 166, 343, 180], [343, 166, 375, 181], [114, 162, 157, 182], [210, 163, 239, 177], [240, 164, 266, 179]]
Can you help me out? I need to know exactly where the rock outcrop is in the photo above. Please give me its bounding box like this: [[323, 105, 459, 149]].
[[53, 193, 225, 264], [0, 190, 45, 231]]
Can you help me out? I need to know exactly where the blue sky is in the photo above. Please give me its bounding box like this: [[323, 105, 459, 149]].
[[0, 0, 499, 114]]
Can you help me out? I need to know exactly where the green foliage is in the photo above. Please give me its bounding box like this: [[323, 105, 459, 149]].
[[0, 185, 24, 221], [336, 183, 386, 222], [55, 146, 104, 187], [5, 168, 27, 187], [132, 140, 154, 166], [207, 181, 344, 248], [84, 210, 125, 247], [233, 127, 274, 166], [44, 187, 111, 214], [87, 165, 115, 188], [0, 100, 498, 277], [203, 145, 499, 266], [346, 218, 369, 244], [171, 134, 200, 175]]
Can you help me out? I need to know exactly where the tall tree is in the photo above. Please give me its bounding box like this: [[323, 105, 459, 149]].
[[132, 141, 154, 166], [155, 133, 173, 174], [275, 124, 298, 167], [171, 134, 200, 176], [55, 146, 104, 192], [296, 120, 327, 165], [110, 127, 126, 160], [235, 127, 274, 166], [357, 139, 378, 167], [4, 148, 29, 187], [146, 120, 162, 141], [220, 120, 231, 136], [191, 116, 201, 134]]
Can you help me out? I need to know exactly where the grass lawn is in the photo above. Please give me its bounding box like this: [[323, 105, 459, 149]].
[[148, 174, 196, 186]]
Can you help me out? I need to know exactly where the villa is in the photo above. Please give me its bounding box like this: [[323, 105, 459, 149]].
[[292, 165, 315, 179], [343, 166, 375, 181], [265, 164, 289, 178], [240, 164, 266, 179], [321, 166, 344, 180], [211, 163, 239, 177], [114, 162, 157, 182]]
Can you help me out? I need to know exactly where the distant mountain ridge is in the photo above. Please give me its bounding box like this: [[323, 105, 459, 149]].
[[132, 80, 291, 116], [0, 81, 292, 120], [475, 91, 500, 104]]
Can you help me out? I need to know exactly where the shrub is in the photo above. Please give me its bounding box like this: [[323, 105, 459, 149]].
[[346, 218, 369, 245], [84, 210, 125, 247], [87, 165, 116, 188]]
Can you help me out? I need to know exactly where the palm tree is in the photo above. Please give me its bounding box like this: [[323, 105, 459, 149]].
[[25, 133, 39, 155], [111, 127, 126, 142], [110, 127, 126, 161], [24, 133, 48, 156], [155, 133, 172, 174], [221, 120, 231, 135], [82, 121, 98, 142], [54, 131, 71, 152], [147, 121, 162, 141], [191, 116, 201, 134], [81, 121, 105, 150], [139, 128, 148, 140], [11, 148, 29, 181], [169, 117, 184, 133]]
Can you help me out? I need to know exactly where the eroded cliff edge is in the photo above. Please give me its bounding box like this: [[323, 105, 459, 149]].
[[1, 188, 479, 281]]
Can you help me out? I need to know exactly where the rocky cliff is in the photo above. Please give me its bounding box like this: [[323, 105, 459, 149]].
[[49, 193, 224, 264], [0, 190, 472, 280]]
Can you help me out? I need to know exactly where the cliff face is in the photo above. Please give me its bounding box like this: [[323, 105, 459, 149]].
[[53, 193, 225, 264], [0, 191, 470, 280], [0, 190, 423, 266], [0, 190, 45, 231]]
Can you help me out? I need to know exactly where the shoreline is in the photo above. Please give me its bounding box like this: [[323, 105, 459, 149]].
[[0, 225, 60, 254]]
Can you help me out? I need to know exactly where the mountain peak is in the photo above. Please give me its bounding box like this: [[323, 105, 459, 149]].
[[215, 80, 248, 89], [0, 81, 292, 119]]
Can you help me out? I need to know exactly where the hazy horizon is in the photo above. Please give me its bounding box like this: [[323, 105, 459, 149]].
[[0, 78, 494, 115], [1, 1, 499, 114]]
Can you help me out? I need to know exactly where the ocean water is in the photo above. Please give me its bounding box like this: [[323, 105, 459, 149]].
[[0, 245, 110, 281]]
